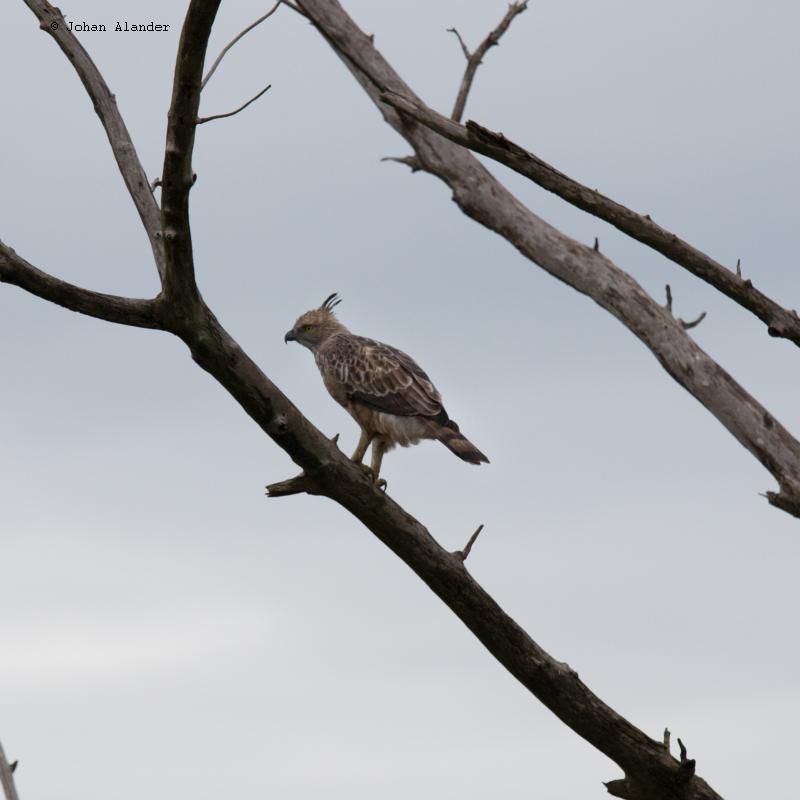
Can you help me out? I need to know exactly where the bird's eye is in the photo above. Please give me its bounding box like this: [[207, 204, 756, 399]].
[[302, 325, 314, 332]]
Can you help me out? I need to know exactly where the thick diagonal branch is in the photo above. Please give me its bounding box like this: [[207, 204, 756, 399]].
[[299, 3, 800, 520], [161, 0, 222, 303], [379, 93, 800, 349], [22, 0, 166, 280], [448, 2, 528, 122], [173, 295, 723, 800], [295, 0, 800, 792], [0, 242, 161, 328]]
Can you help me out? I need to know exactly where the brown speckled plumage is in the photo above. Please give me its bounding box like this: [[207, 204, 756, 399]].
[[285, 294, 489, 479]]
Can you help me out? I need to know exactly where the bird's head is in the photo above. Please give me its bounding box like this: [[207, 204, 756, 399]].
[[285, 293, 348, 351]]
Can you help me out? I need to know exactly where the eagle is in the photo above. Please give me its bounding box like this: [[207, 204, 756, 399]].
[[285, 293, 489, 483]]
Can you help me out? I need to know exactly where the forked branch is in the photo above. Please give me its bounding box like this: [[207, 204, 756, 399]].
[[664, 284, 706, 330], [448, 2, 528, 122]]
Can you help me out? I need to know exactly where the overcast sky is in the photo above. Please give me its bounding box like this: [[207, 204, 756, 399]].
[[1, 1, 799, 798]]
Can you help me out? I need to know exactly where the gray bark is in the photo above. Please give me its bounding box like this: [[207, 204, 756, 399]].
[[6, 0, 795, 797], [295, 0, 800, 520], [380, 92, 800, 349]]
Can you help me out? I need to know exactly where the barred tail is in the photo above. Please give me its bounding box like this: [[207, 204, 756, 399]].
[[436, 419, 490, 465]]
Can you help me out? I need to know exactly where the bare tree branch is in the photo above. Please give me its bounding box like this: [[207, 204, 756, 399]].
[[201, 1, 282, 89], [454, 524, 485, 562], [184, 289, 726, 800], [0, 241, 161, 328], [161, 0, 222, 304], [2, 3, 789, 799], [265, 472, 322, 497], [296, 3, 800, 522], [21, 0, 166, 280], [665, 284, 706, 330], [446, 27, 471, 61], [680, 311, 707, 331], [0, 739, 20, 800], [197, 83, 272, 124], [380, 154, 422, 172], [448, 2, 528, 122], [378, 93, 800, 349]]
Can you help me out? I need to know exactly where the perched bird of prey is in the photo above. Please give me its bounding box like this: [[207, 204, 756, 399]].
[[285, 293, 489, 483]]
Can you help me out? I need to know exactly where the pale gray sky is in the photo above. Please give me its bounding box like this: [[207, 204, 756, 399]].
[[1, 1, 799, 798]]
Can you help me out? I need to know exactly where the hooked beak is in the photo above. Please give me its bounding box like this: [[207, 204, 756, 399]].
[[284, 330, 296, 344]]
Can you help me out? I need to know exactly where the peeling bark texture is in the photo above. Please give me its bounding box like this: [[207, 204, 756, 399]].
[[22, 0, 166, 278], [295, 0, 800, 521], [378, 92, 800, 348]]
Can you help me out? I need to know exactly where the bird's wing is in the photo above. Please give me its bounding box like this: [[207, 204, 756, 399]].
[[325, 336, 442, 417]]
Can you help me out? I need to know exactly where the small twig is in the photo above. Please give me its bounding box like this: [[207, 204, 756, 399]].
[[676, 736, 696, 779], [736, 258, 742, 278], [202, 1, 281, 89], [150, 177, 162, 191], [265, 472, 321, 498], [197, 83, 272, 125], [330, 433, 340, 445], [454, 524, 485, 562], [380, 154, 422, 173], [665, 284, 706, 330], [0, 739, 20, 800], [678, 737, 687, 762], [663, 728, 670, 752], [593, 237, 599, 252], [449, 2, 528, 122], [680, 311, 707, 330], [446, 27, 471, 60]]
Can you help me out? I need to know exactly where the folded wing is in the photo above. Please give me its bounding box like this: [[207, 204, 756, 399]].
[[344, 337, 442, 417]]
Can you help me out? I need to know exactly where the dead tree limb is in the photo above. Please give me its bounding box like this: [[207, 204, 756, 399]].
[[201, 1, 282, 88], [447, 2, 528, 122], [3, 2, 787, 799], [0, 740, 20, 800], [160, 0, 222, 304], [22, 0, 166, 278], [377, 91, 800, 349], [307, 73, 800, 517], [197, 83, 272, 124], [0, 242, 161, 328]]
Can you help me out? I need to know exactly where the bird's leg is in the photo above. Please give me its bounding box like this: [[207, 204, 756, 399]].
[[370, 439, 389, 491], [351, 430, 373, 464]]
